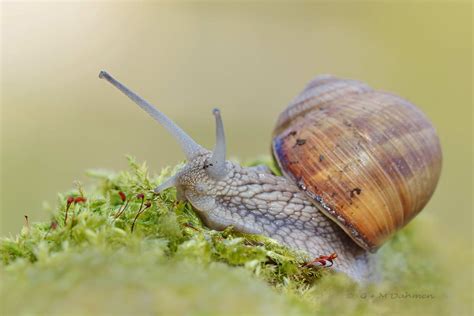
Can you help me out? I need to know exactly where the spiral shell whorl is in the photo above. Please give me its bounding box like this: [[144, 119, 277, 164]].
[[272, 76, 442, 251]]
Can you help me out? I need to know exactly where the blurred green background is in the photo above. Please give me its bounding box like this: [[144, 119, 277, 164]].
[[1, 0, 472, 301]]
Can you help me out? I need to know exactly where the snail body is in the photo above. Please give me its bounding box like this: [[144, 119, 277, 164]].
[[99, 71, 442, 283]]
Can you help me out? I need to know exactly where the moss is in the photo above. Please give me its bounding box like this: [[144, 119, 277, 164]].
[[0, 157, 450, 315]]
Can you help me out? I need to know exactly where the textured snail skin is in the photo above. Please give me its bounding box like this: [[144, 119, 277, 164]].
[[176, 152, 377, 283]]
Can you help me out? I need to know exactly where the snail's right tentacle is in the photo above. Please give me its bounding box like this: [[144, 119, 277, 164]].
[[206, 108, 229, 180]]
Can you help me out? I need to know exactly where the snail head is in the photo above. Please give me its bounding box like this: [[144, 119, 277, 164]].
[[98, 71, 229, 196]]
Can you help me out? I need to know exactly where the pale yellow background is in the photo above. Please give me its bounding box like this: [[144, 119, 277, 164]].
[[1, 0, 471, 272]]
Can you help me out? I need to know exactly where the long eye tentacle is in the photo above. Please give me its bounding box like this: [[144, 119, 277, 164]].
[[99, 70, 204, 159], [207, 108, 228, 180]]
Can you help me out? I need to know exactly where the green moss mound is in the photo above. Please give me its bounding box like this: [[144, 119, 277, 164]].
[[1, 158, 450, 315]]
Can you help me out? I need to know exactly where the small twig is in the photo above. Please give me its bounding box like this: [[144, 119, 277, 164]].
[[45, 220, 58, 238], [24, 215, 30, 232], [64, 196, 74, 224], [183, 223, 199, 231], [130, 194, 145, 232], [72, 196, 86, 223], [131, 197, 151, 233], [114, 201, 129, 219], [114, 191, 129, 219]]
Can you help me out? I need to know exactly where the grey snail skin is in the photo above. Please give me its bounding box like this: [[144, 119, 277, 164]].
[[99, 71, 442, 283]]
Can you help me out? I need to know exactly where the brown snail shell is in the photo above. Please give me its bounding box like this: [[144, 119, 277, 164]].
[[272, 75, 442, 252]]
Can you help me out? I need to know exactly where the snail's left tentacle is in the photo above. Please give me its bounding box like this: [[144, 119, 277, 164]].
[[99, 71, 204, 159]]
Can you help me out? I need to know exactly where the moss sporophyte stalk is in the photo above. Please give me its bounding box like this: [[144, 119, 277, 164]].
[[0, 158, 447, 315]]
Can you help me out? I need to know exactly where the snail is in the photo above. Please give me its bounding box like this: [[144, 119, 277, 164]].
[[99, 71, 442, 283]]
